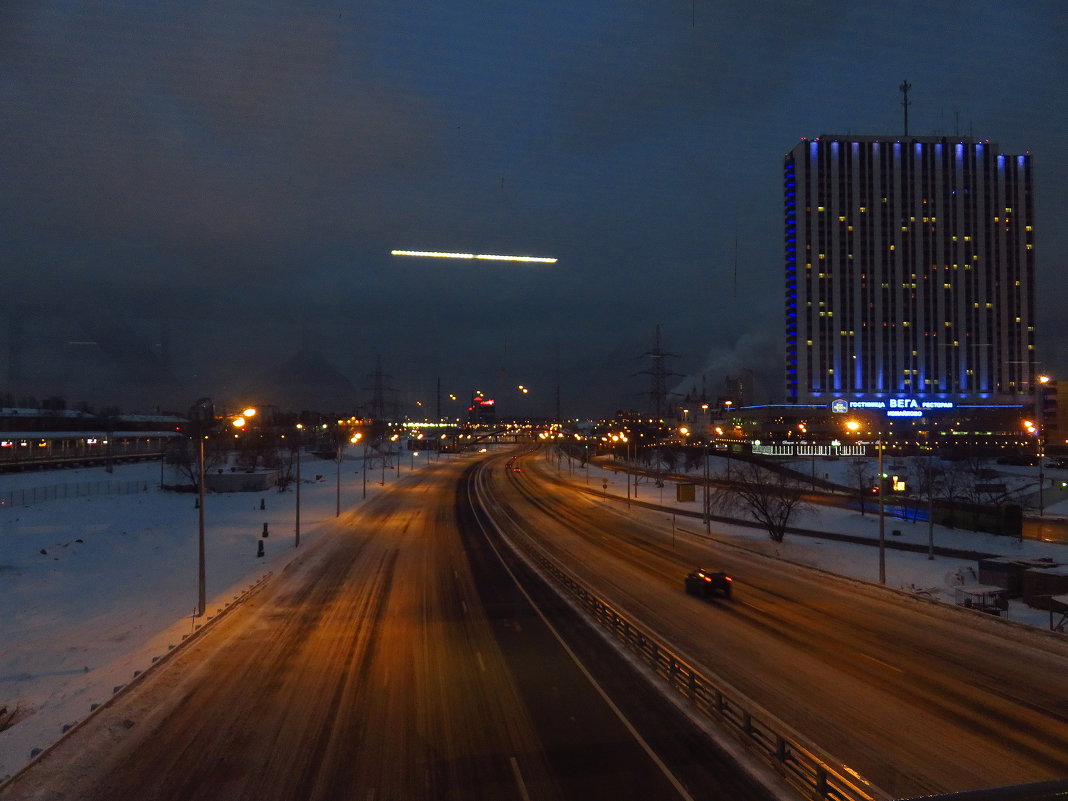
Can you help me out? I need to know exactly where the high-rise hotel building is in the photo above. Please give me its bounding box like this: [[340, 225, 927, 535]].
[[784, 136, 1036, 407]]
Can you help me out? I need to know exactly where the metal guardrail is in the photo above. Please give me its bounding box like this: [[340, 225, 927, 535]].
[[524, 548, 883, 801], [477, 465, 885, 801]]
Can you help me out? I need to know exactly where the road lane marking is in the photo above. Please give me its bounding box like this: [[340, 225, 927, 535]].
[[471, 485, 696, 801], [858, 651, 904, 674], [510, 756, 531, 801]]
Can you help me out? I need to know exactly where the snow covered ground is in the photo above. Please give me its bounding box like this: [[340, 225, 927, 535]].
[[0, 447, 451, 779], [2, 446, 1067, 781]]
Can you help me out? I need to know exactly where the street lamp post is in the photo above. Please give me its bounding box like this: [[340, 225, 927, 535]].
[[877, 437, 886, 585], [295, 423, 302, 548], [336, 439, 342, 518], [1037, 375, 1050, 516], [847, 419, 885, 584], [197, 435, 206, 617], [703, 438, 710, 533]]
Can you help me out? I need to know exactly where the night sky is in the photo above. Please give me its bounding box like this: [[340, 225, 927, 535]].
[[2, 1, 1065, 418]]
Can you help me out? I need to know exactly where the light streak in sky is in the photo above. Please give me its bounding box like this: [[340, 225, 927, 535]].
[[391, 250, 557, 263]]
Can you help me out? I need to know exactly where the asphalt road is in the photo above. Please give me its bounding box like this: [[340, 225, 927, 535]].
[[0, 454, 776, 801], [492, 450, 1068, 799]]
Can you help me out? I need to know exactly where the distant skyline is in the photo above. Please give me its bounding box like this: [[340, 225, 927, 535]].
[[2, 2, 1065, 417]]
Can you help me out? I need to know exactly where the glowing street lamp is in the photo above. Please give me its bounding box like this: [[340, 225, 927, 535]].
[[846, 418, 884, 583]]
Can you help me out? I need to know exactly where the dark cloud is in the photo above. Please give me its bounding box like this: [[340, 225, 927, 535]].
[[1, 1, 1065, 415]]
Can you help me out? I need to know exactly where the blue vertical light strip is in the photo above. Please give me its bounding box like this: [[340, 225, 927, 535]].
[[784, 153, 799, 403], [955, 143, 967, 391]]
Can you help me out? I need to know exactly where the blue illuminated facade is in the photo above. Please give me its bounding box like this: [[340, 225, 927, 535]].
[[785, 135, 1036, 406]]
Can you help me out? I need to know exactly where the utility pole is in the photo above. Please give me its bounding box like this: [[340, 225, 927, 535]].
[[703, 439, 710, 533], [878, 438, 886, 584], [197, 435, 206, 616], [295, 424, 302, 548]]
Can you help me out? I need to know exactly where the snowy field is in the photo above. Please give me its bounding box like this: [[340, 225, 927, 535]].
[[2, 446, 1068, 780], [0, 447, 450, 779]]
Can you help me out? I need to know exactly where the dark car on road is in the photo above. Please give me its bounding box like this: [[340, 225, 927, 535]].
[[684, 568, 732, 599]]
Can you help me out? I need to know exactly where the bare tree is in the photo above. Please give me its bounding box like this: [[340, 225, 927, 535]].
[[265, 442, 299, 492], [845, 458, 874, 516], [708, 461, 813, 543], [684, 447, 704, 473], [910, 454, 948, 558], [943, 458, 987, 506], [659, 446, 678, 473], [163, 437, 227, 492], [234, 433, 277, 472]]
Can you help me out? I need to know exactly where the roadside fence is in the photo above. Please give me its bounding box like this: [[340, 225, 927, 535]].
[[0, 480, 153, 509]]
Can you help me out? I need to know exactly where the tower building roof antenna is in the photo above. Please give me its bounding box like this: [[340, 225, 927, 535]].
[[899, 80, 912, 137]]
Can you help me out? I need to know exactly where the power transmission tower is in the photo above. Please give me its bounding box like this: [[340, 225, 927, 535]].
[[638, 325, 681, 419], [364, 355, 398, 422]]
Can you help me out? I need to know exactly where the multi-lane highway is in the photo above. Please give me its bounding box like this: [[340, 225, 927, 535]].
[[7, 443, 1068, 800], [491, 449, 1068, 798], [0, 452, 776, 801]]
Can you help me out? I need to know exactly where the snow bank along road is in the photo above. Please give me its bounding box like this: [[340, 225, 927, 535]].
[[0, 453, 778, 801], [493, 450, 1068, 799]]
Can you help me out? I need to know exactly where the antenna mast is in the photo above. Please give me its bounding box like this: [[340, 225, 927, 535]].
[[899, 80, 912, 137]]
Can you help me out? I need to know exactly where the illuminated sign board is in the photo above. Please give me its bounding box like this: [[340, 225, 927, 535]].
[[830, 398, 954, 417]]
